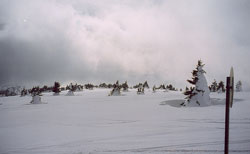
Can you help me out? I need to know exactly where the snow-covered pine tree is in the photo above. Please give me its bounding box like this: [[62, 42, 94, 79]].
[[109, 81, 121, 96], [182, 60, 211, 106], [66, 83, 76, 96], [30, 86, 42, 104], [236, 80, 242, 92]]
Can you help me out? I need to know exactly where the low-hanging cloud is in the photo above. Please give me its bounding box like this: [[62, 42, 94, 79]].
[[0, 0, 250, 89]]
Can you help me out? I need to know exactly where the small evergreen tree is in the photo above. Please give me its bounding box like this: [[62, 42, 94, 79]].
[[166, 84, 176, 91], [52, 82, 61, 95], [121, 81, 129, 91], [236, 80, 242, 92], [210, 79, 218, 92], [109, 81, 121, 96], [66, 83, 76, 96], [217, 81, 225, 93], [143, 81, 149, 89], [69, 83, 77, 92], [20, 88, 28, 96], [182, 60, 211, 106]]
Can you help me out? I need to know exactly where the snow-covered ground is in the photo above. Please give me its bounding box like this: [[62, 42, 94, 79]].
[[0, 89, 250, 154]]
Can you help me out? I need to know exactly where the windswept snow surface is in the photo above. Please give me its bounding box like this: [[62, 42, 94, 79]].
[[0, 89, 250, 154]]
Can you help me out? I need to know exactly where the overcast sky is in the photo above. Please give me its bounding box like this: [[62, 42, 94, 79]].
[[0, 0, 250, 89]]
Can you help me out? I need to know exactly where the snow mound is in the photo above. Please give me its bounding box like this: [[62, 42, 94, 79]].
[[53, 93, 60, 96], [160, 99, 184, 107], [65, 91, 74, 96], [30, 95, 43, 104], [137, 91, 145, 95], [109, 90, 121, 96], [123, 89, 129, 92]]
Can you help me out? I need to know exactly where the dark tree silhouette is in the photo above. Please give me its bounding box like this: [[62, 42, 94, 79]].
[[52, 82, 61, 95]]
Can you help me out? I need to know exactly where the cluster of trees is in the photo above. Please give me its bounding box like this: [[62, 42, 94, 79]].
[[0, 86, 23, 96], [109, 81, 137, 96], [133, 81, 149, 89], [209, 80, 243, 93], [0, 64, 244, 99], [152, 84, 177, 92], [19, 83, 62, 97], [209, 80, 226, 93], [66, 83, 83, 92], [99, 83, 119, 89], [21, 82, 86, 97], [84, 83, 95, 90], [108, 81, 150, 96], [0, 80, 181, 97]]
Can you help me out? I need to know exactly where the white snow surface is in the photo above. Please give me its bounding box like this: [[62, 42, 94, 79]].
[[0, 89, 250, 154]]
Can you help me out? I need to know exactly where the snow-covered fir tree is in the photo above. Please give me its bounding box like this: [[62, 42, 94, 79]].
[[109, 81, 121, 96], [30, 86, 42, 104], [236, 80, 243, 92], [182, 60, 211, 107], [66, 83, 76, 96]]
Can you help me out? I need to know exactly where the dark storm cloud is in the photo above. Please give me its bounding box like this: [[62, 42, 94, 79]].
[[0, 0, 250, 89]]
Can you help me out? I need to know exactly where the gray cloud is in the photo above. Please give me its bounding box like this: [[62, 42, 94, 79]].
[[0, 0, 250, 89]]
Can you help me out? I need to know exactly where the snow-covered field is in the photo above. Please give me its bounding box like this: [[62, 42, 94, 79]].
[[0, 89, 250, 154]]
